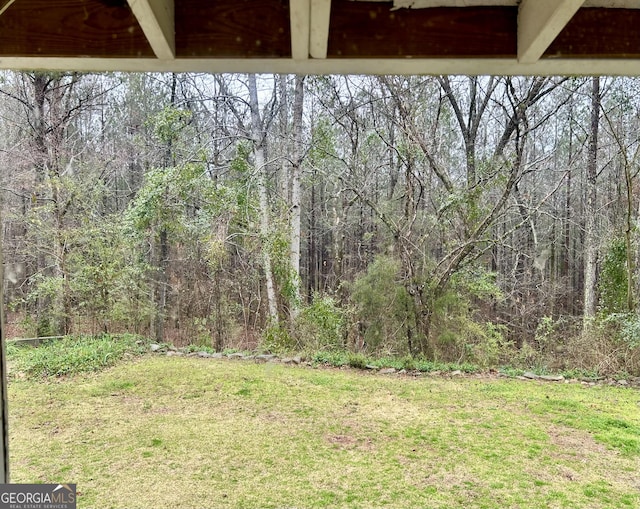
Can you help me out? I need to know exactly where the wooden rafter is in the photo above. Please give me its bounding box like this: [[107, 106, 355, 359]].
[[127, 0, 175, 60], [518, 0, 585, 63], [310, 0, 332, 59], [290, 0, 310, 60], [0, 0, 14, 17]]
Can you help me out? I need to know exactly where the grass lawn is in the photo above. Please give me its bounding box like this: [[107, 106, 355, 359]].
[[7, 356, 640, 508]]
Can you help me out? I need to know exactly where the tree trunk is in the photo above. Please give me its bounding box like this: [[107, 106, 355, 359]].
[[154, 74, 177, 343], [248, 74, 279, 322], [289, 75, 305, 321], [154, 227, 169, 342], [583, 77, 600, 326], [31, 73, 50, 334]]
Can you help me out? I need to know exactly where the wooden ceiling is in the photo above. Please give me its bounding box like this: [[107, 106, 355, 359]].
[[0, 0, 638, 75]]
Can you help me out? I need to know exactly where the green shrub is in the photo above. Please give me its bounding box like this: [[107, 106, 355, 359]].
[[599, 237, 630, 314], [312, 350, 349, 367], [430, 268, 507, 364], [401, 355, 417, 371], [262, 322, 295, 353], [347, 352, 367, 369], [350, 256, 414, 354], [294, 294, 346, 352], [612, 313, 640, 349]]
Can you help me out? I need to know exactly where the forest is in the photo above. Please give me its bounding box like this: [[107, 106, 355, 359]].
[[1, 72, 639, 375]]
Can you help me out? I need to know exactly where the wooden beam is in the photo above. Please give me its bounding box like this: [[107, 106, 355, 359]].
[[518, 0, 585, 63], [127, 0, 175, 60], [4, 56, 640, 76], [395, 0, 514, 7], [386, 0, 639, 6], [327, 3, 517, 58], [176, 0, 291, 58], [310, 0, 331, 58], [290, 0, 310, 60], [0, 0, 155, 58], [548, 8, 640, 57]]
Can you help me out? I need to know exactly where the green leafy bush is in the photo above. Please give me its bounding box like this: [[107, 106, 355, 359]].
[[599, 237, 630, 314], [347, 352, 367, 369], [312, 350, 349, 367], [350, 256, 414, 354], [262, 322, 295, 353], [431, 268, 508, 364], [294, 294, 346, 352]]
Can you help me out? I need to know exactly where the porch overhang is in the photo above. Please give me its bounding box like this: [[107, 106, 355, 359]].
[[0, 0, 635, 75], [3, 0, 640, 485]]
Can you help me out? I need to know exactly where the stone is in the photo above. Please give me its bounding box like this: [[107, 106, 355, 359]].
[[292, 356, 302, 364], [282, 357, 294, 364], [450, 370, 462, 376], [256, 354, 277, 362], [618, 379, 628, 386], [398, 369, 407, 374], [212, 352, 224, 359], [227, 352, 244, 359], [166, 351, 184, 357], [379, 368, 397, 375], [365, 364, 378, 370], [150, 343, 162, 352], [523, 372, 539, 380], [197, 351, 212, 358], [539, 374, 564, 382]]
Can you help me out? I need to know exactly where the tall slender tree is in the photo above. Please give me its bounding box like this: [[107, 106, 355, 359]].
[[583, 77, 601, 326]]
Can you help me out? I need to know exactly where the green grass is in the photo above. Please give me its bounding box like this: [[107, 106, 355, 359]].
[[312, 350, 478, 373], [6, 334, 147, 378], [7, 356, 640, 508]]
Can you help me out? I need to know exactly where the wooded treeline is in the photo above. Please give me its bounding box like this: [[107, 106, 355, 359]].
[[2, 72, 639, 373]]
